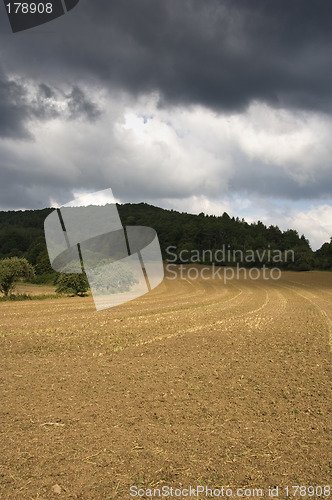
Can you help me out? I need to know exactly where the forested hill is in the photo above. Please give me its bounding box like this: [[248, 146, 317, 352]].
[[0, 203, 331, 274]]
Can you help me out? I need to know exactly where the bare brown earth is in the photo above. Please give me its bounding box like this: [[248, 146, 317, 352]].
[[0, 267, 331, 499]]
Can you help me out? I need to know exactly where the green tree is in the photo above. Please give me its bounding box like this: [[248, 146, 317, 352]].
[[291, 246, 315, 271], [55, 272, 89, 296], [315, 238, 332, 270], [35, 249, 54, 275], [0, 257, 35, 296]]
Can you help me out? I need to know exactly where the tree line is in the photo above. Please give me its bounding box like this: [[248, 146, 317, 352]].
[[0, 204, 331, 284]]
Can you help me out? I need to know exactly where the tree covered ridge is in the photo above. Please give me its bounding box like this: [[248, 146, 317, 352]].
[[0, 203, 331, 274]]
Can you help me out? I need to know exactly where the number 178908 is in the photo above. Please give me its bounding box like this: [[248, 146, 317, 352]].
[[285, 485, 330, 497], [6, 3, 53, 14]]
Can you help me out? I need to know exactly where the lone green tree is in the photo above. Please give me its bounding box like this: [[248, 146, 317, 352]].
[[55, 272, 89, 296], [0, 257, 35, 296]]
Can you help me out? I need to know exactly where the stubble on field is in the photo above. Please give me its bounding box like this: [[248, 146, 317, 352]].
[[0, 267, 331, 499]]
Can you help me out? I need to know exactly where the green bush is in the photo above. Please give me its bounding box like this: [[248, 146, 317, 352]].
[[54, 272, 89, 296], [31, 272, 58, 284]]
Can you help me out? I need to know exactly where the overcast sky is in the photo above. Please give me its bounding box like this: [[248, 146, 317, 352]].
[[0, 0, 332, 250]]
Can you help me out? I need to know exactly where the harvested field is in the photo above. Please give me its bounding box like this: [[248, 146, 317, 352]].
[[14, 283, 58, 297], [0, 267, 331, 499]]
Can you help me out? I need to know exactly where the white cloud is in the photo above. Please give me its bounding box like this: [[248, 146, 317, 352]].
[[234, 103, 332, 186], [277, 204, 332, 250], [153, 195, 234, 218]]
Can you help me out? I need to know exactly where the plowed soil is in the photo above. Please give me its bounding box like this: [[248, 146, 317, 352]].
[[0, 267, 331, 499]]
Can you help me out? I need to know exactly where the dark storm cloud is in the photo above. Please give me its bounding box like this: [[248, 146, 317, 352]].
[[229, 158, 332, 201], [66, 86, 101, 121], [0, 70, 32, 139], [1, 0, 332, 114], [39, 83, 54, 99], [0, 69, 102, 138]]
